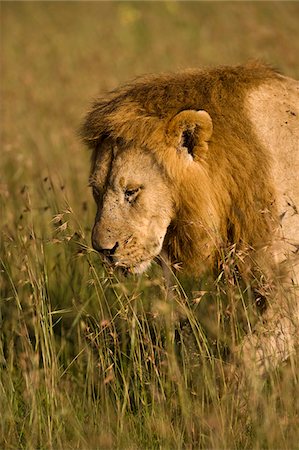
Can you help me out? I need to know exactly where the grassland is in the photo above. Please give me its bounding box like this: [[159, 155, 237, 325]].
[[1, 2, 299, 448]]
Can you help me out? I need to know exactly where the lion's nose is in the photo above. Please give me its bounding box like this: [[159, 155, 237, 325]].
[[92, 237, 119, 257], [100, 242, 119, 257], [92, 221, 119, 257]]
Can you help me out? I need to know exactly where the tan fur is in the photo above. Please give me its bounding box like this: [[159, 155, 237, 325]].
[[81, 62, 299, 374]]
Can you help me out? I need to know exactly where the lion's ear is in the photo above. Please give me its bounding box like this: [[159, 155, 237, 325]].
[[166, 110, 213, 159]]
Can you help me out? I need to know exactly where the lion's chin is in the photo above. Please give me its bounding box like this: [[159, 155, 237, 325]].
[[130, 260, 152, 274], [115, 259, 152, 275]]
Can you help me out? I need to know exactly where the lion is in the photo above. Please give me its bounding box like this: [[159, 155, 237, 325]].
[[81, 62, 299, 376]]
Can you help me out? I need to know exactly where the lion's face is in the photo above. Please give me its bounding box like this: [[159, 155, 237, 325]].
[[90, 141, 174, 273], [89, 110, 215, 274]]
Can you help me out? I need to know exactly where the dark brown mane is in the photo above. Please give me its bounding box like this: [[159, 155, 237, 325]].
[[81, 61, 278, 151]]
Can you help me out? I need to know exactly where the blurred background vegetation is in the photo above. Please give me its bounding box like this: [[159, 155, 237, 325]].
[[1, 2, 299, 449], [2, 1, 299, 208]]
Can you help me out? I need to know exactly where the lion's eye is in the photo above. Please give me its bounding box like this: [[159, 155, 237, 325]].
[[124, 187, 140, 202]]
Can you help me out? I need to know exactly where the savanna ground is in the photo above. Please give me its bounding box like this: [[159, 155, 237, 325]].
[[1, 2, 299, 449]]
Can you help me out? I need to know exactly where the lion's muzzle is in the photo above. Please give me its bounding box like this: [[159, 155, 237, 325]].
[[92, 222, 119, 260]]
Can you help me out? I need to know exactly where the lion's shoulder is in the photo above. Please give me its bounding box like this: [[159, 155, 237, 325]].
[[246, 75, 299, 262]]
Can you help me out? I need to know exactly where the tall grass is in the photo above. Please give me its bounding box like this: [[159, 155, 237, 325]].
[[1, 2, 299, 448], [1, 184, 298, 449]]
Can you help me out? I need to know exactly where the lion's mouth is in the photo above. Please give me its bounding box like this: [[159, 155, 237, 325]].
[[98, 254, 153, 275], [114, 259, 152, 275], [94, 239, 157, 275]]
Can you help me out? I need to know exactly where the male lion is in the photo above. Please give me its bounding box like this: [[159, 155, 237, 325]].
[[81, 62, 299, 375]]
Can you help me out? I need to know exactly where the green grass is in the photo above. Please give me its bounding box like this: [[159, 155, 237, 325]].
[[1, 2, 299, 448]]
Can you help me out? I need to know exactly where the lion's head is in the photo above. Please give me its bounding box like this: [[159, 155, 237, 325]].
[[81, 63, 281, 275], [88, 110, 215, 274]]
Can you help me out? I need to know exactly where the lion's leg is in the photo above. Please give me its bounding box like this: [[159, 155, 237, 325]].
[[241, 300, 298, 374], [239, 277, 299, 379]]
